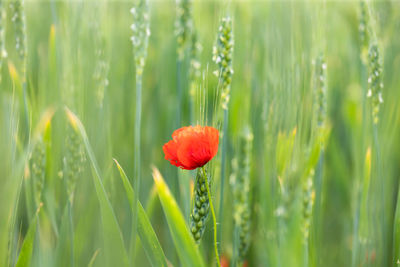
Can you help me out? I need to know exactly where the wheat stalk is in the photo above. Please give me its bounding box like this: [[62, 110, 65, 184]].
[[214, 16, 234, 253], [130, 0, 150, 262], [230, 127, 253, 265]]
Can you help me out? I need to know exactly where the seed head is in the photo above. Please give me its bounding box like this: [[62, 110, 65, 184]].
[[63, 126, 86, 203], [189, 168, 210, 242], [0, 3, 7, 83], [213, 17, 234, 110], [93, 41, 109, 108], [131, 0, 150, 76], [359, 1, 370, 61], [10, 0, 27, 78], [189, 31, 202, 99], [29, 138, 46, 207], [367, 43, 383, 124], [302, 169, 315, 240], [314, 54, 327, 129], [175, 0, 193, 60]]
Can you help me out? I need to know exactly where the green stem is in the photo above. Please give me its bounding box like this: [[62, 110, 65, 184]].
[[177, 59, 182, 126], [68, 200, 75, 267], [24, 171, 34, 221], [312, 148, 324, 267], [352, 58, 368, 267], [314, 150, 324, 227], [175, 58, 182, 211], [303, 238, 309, 267], [23, 81, 30, 143], [130, 72, 142, 263], [231, 225, 239, 267], [203, 166, 220, 267], [178, 53, 190, 217], [8, 178, 24, 266], [352, 178, 362, 267], [392, 183, 400, 263], [373, 124, 386, 265], [189, 89, 195, 125], [218, 108, 228, 251]]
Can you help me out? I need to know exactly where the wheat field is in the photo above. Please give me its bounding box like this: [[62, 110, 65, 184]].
[[1, 1, 400, 267]]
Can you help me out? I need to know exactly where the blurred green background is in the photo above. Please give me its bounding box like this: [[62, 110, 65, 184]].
[[1, 1, 400, 266]]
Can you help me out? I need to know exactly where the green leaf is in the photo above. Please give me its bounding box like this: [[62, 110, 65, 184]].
[[114, 159, 168, 267], [65, 107, 129, 267], [151, 167, 205, 267], [16, 210, 39, 267]]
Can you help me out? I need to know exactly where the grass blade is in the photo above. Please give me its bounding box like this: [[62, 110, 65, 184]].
[[15, 208, 40, 267], [114, 159, 168, 267], [55, 202, 74, 267], [151, 167, 205, 267], [65, 107, 129, 267]]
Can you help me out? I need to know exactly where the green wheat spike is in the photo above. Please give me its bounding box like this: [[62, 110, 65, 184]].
[[189, 167, 210, 243]]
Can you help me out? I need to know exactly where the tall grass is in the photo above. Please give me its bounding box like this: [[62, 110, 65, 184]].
[[213, 16, 234, 253], [1, 1, 400, 267]]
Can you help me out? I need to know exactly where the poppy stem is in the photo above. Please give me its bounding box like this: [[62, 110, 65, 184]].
[[202, 166, 221, 267]]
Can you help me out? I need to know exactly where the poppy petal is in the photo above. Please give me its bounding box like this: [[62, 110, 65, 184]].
[[162, 140, 181, 167], [163, 125, 220, 170]]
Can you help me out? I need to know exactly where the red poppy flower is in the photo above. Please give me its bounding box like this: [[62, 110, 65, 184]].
[[163, 125, 219, 170]]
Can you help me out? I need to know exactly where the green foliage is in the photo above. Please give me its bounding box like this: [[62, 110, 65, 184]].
[[1, 2, 400, 267], [114, 159, 168, 267], [66, 108, 129, 267], [152, 167, 205, 267], [16, 210, 39, 267], [55, 203, 74, 267]]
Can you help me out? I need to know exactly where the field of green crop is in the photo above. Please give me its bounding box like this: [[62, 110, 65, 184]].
[[1, 0, 400, 266]]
